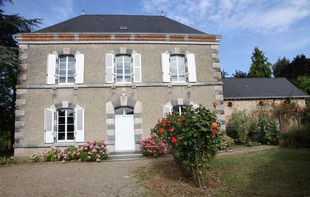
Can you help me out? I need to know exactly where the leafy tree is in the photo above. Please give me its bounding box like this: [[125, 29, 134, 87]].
[[272, 57, 290, 78], [232, 70, 248, 78], [294, 75, 310, 95], [0, 0, 40, 149], [280, 54, 310, 80], [248, 47, 272, 78], [221, 69, 229, 78]]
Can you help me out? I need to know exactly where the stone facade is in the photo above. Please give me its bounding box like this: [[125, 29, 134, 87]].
[[224, 99, 306, 123], [14, 32, 223, 157]]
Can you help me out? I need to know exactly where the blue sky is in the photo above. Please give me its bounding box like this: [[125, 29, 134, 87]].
[[4, 0, 310, 77]]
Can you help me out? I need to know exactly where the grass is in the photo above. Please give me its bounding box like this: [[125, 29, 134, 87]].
[[139, 149, 310, 197]]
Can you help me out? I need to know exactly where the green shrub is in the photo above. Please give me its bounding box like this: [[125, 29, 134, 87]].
[[151, 105, 222, 188], [226, 111, 250, 144], [279, 124, 310, 148], [0, 156, 14, 165], [220, 133, 234, 150], [256, 113, 279, 145]]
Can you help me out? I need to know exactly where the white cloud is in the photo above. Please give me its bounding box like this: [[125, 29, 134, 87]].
[[141, 0, 310, 34]]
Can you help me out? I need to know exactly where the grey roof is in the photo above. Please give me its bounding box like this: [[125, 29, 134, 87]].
[[36, 14, 206, 34], [223, 78, 309, 100]]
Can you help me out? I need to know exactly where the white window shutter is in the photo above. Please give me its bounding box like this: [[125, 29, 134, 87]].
[[75, 53, 84, 84], [133, 53, 142, 83], [44, 108, 55, 143], [162, 104, 172, 118], [75, 107, 84, 142], [161, 53, 170, 82], [187, 53, 197, 82], [105, 53, 114, 83], [47, 54, 56, 84]]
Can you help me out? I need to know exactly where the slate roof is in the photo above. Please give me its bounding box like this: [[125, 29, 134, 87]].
[[222, 78, 309, 100], [36, 14, 206, 34]]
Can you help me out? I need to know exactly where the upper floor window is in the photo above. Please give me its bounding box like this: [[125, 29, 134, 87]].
[[47, 52, 84, 85], [161, 52, 196, 83], [105, 52, 142, 84], [170, 55, 186, 82], [116, 55, 132, 83], [59, 55, 75, 84]]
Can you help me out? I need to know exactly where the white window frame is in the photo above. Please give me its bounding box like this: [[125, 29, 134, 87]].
[[161, 52, 197, 83], [57, 108, 75, 142], [115, 55, 132, 83], [173, 105, 187, 115], [58, 55, 75, 84], [170, 55, 186, 83]]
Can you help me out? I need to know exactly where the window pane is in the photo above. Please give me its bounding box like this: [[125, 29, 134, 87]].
[[67, 125, 74, 131], [58, 125, 65, 132], [68, 56, 75, 62], [67, 117, 74, 124], [59, 77, 66, 83], [58, 133, 65, 140], [58, 117, 65, 124], [59, 57, 66, 63], [67, 110, 74, 116], [58, 110, 65, 116], [67, 133, 74, 140]]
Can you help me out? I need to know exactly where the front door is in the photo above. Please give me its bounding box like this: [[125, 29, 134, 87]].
[[115, 108, 135, 151]]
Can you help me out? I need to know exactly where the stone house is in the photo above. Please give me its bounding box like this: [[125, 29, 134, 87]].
[[222, 78, 309, 123], [14, 15, 224, 157]]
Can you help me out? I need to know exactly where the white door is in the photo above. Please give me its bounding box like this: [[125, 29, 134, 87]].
[[115, 115, 135, 151]]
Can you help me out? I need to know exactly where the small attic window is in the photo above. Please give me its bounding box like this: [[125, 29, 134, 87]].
[[120, 26, 127, 30]]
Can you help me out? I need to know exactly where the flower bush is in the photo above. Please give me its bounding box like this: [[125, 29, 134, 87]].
[[140, 135, 167, 157], [41, 140, 108, 162], [151, 105, 222, 187]]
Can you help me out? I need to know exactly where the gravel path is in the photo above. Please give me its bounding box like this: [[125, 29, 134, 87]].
[[0, 159, 158, 197], [0, 145, 277, 197]]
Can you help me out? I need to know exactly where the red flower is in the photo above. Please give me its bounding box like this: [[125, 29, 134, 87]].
[[159, 127, 165, 134], [162, 119, 168, 126], [171, 137, 177, 144], [301, 110, 305, 113], [212, 101, 218, 108], [169, 128, 174, 133], [212, 122, 218, 129], [177, 119, 181, 123], [212, 129, 217, 135]]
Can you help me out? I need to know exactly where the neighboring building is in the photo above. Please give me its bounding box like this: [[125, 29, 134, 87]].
[[14, 15, 223, 157], [223, 78, 309, 123]]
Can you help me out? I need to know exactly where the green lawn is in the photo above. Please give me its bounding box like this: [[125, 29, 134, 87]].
[[139, 149, 310, 197]]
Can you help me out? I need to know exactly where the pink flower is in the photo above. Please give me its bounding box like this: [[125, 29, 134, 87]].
[[96, 158, 100, 162]]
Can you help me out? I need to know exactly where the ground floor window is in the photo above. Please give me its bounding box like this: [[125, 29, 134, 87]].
[[57, 109, 74, 141], [173, 105, 187, 115]]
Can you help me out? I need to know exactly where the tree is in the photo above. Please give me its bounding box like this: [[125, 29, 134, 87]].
[[221, 69, 229, 78], [248, 47, 272, 78], [272, 57, 290, 78], [280, 54, 310, 80], [232, 70, 248, 78], [294, 75, 310, 95], [0, 0, 40, 149]]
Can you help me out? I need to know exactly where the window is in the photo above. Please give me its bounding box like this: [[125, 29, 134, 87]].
[[47, 52, 84, 85], [105, 53, 142, 84], [161, 52, 196, 83], [227, 102, 233, 107], [173, 105, 187, 115], [116, 55, 132, 83], [57, 109, 74, 141], [115, 107, 134, 115], [170, 55, 186, 82], [44, 105, 84, 143], [59, 56, 75, 84]]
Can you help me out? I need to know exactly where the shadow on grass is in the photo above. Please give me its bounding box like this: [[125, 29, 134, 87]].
[[139, 149, 310, 197], [239, 149, 310, 197], [0, 149, 13, 157]]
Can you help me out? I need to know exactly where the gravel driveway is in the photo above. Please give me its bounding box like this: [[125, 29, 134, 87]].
[[0, 145, 277, 197], [0, 159, 161, 197]]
